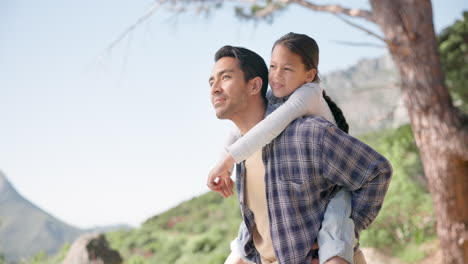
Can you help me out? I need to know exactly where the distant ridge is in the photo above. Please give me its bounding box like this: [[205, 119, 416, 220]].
[[322, 54, 409, 135], [0, 171, 133, 263], [87, 224, 134, 233], [0, 171, 82, 263]]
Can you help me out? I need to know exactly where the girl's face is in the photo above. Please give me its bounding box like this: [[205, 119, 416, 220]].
[[269, 44, 316, 98]]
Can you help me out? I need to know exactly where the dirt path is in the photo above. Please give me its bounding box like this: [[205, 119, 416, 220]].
[[361, 248, 405, 264], [360, 241, 442, 264]]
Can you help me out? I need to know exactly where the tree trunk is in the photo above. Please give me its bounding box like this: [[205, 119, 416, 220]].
[[369, 0, 468, 263]]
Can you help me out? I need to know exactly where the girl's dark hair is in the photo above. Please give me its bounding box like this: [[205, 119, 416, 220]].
[[322, 90, 349, 133], [273, 32, 321, 83], [274, 32, 349, 133]]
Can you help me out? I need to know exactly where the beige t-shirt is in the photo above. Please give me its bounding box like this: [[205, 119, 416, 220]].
[[245, 150, 277, 264]]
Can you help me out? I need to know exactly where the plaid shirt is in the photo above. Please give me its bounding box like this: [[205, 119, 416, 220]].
[[235, 113, 392, 264]]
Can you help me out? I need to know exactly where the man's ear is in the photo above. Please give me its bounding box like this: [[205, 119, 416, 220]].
[[249, 77, 263, 95], [305, 68, 317, 83]]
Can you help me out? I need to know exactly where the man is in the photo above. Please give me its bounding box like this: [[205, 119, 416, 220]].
[[208, 45, 392, 264]]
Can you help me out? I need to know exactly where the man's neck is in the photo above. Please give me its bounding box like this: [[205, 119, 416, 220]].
[[232, 100, 266, 135]]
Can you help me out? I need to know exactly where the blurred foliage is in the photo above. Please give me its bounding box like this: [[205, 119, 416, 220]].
[[358, 125, 435, 262], [20, 244, 70, 264], [438, 11, 468, 113]]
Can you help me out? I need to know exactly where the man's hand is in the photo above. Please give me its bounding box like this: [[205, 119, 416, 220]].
[[207, 154, 235, 198], [324, 256, 350, 264]]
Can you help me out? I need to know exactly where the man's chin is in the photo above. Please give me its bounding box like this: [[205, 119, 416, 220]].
[[215, 111, 230, 120], [215, 113, 228, 120]]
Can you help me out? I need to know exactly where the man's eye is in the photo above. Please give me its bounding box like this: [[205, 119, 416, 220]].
[[222, 75, 231, 80], [285, 67, 292, 71]]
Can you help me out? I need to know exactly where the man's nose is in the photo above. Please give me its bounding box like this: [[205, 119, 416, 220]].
[[210, 80, 221, 95]]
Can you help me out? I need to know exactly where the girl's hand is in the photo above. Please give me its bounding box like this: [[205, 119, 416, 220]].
[[207, 154, 235, 198]]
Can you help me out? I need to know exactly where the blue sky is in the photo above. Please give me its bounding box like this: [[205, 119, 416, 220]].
[[1, 0, 466, 228]]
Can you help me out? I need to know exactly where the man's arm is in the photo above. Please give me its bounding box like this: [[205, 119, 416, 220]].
[[320, 124, 393, 233]]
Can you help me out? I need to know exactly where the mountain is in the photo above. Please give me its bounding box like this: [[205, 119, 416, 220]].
[[0, 171, 133, 263], [0, 171, 83, 263], [322, 54, 409, 135]]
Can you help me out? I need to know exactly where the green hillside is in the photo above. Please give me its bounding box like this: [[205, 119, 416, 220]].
[[107, 188, 242, 264]]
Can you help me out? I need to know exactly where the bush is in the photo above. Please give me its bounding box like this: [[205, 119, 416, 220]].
[[358, 125, 436, 259]]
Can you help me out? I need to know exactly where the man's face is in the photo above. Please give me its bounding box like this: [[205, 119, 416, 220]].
[[209, 57, 250, 120]]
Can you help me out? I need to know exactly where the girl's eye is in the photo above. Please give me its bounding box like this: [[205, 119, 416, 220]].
[[270, 65, 276, 69]]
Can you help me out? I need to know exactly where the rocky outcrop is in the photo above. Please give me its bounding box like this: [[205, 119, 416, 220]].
[[62, 233, 122, 264], [322, 54, 409, 135]]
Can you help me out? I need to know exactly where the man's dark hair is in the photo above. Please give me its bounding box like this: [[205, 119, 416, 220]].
[[215, 45, 268, 102]]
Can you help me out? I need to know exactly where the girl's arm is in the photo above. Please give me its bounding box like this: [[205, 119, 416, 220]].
[[228, 82, 336, 163]]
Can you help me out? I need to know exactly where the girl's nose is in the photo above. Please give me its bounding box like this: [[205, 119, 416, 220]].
[[271, 69, 282, 80]]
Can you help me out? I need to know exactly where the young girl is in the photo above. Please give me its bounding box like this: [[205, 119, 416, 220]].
[[211, 33, 365, 264]]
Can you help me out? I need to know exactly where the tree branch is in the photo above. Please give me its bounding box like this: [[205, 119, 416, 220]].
[[247, 0, 383, 43], [255, 2, 285, 17], [335, 14, 386, 43], [242, 0, 376, 22], [289, 0, 375, 22], [234, 1, 288, 21], [331, 40, 386, 48], [99, 0, 167, 59], [99, 0, 379, 55]]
